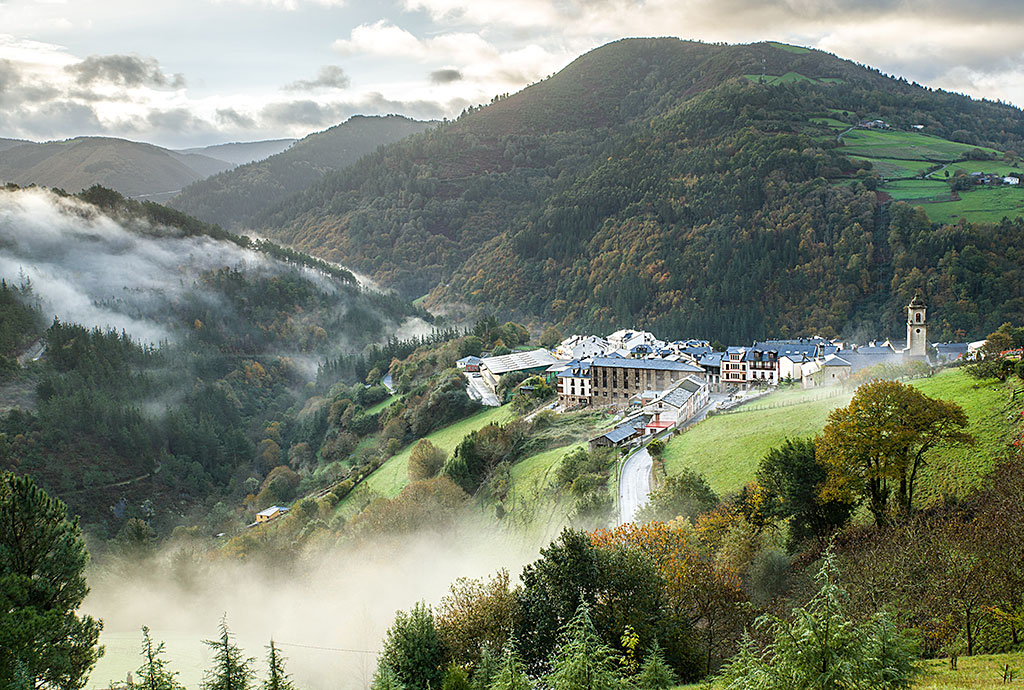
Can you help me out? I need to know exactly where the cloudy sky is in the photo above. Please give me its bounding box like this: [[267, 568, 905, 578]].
[[1, 0, 1022, 149]]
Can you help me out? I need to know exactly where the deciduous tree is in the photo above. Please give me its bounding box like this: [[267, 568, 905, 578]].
[[817, 380, 972, 525]]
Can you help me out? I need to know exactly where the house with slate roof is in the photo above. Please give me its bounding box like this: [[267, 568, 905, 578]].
[[556, 359, 593, 408], [589, 357, 704, 409], [642, 375, 710, 433]]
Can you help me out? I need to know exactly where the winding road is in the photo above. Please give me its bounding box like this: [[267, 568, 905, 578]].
[[617, 393, 730, 524]]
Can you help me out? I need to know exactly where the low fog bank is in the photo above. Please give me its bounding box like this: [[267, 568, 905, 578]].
[[84, 527, 537, 690], [0, 188, 280, 344]]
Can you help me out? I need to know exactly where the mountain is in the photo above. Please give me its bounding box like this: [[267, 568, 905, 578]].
[[175, 138, 297, 167], [0, 137, 31, 152], [0, 136, 234, 200], [255, 38, 1024, 343], [0, 184, 426, 531], [168, 114, 434, 228]]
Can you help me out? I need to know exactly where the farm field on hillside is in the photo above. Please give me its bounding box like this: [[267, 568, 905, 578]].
[[336, 405, 515, 514], [883, 179, 951, 201], [929, 161, 1023, 179], [838, 129, 998, 161], [855, 156, 937, 179], [923, 186, 1024, 224], [662, 369, 1021, 502], [662, 387, 851, 495]]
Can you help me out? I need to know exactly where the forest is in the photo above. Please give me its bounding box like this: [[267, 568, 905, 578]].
[[255, 38, 1024, 344]]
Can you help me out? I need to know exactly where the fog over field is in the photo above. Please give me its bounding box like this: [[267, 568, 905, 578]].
[[84, 529, 535, 690]]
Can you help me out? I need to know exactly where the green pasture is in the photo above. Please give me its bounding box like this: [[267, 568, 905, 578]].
[[854, 157, 937, 179], [838, 129, 999, 162], [922, 186, 1024, 224], [929, 161, 1022, 179], [811, 117, 850, 129], [364, 393, 400, 416], [662, 369, 1021, 504], [745, 72, 842, 86], [767, 42, 811, 54], [882, 179, 951, 201]]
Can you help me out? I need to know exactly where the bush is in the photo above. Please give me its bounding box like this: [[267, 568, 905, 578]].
[[409, 439, 446, 481]]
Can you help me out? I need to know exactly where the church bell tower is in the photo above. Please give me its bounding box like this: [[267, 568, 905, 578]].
[[906, 291, 927, 358]]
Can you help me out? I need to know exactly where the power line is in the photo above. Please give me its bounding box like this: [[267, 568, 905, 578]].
[[274, 641, 379, 655]]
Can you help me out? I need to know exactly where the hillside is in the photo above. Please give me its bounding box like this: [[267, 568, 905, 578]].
[[175, 138, 296, 166], [0, 136, 233, 200], [255, 38, 1024, 343], [661, 368, 1023, 506], [0, 185, 427, 534], [168, 115, 434, 228]]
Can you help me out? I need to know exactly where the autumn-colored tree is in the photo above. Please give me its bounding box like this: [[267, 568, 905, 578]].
[[408, 440, 446, 481], [436, 569, 520, 666], [591, 522, 746, 674], [817, 380, 972, 525]]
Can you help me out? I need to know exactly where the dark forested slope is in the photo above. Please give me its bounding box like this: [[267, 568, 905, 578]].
[[169, 115, 433, 228], [256, 38, 1024, 342]]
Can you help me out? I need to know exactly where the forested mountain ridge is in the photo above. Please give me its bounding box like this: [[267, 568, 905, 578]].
[[168, 114, 434, 228], [255, 38, 1024, 343], [0, 136, 235, 200], [0, 184, 429, 535]]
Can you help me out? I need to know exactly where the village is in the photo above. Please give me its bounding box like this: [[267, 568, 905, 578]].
[[457, 293, 973, 449]]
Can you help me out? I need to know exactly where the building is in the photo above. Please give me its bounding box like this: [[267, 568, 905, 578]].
[[479, 348, 562, 388], [589, 357, 704, 409], [697, 351, 725, 389], [642, 376, 710, 433], [722, 347, 779, 388], [934, 342, 969, 362], [255, 505, 289, 524], [556, 359, 593, 407], [456, 356, 482, 372], [590, 414, 651, 449], [905, 292, 927, 359], [556, 335, 611, 360]]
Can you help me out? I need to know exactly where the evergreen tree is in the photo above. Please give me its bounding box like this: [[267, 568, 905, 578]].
[[370, 663, 405, 690], [379, 601, 445, 690], [635, 645, 675, 690], [545, 602, 625, 690], [490, 642, 531, 690], [261, 641, 297, 690], [718, 549, 918, 690], [471, 644, 499, 690], [132, 626, 185, 690], [0, 471, 103, 689], [201, 618, 256, 690]]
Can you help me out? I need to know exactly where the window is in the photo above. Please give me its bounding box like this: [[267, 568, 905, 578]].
[[915, 313, 922, 323]]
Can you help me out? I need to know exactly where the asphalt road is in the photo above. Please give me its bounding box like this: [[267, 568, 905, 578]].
[[617, 392, 731, 524], [619, 445, 653, 524], [466, 374, 501, 406]]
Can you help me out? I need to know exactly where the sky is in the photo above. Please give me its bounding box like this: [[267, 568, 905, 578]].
[[1, 0, 1023, 149]]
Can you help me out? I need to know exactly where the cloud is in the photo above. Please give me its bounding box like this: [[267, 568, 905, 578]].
[[216, 107, 257, 129], [65, 54, 185, 89], [332, 20, 425, 57], [430, 68, 463, 84], [260, 93, 447, 128], [213, 0, 345, 9], [284, 65, 351, 91]]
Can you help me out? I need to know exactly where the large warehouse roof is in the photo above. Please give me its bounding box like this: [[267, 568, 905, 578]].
[[481, 348, 562, 375]]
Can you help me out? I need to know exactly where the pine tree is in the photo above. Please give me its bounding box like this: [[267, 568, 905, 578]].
[[201, 618, 256, 690], [635, 645, 675, 690], [545, 602, 625, 690], [371, 663, 405, 690], [133, 626, 185, 690], [490, 642, 531, 690], [261, 640, 297, 690], [718, 548, 919, 690], [470, 643, 498, 690]]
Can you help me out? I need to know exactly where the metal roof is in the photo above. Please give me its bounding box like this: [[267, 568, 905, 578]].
[[481, 348, 561, 375]]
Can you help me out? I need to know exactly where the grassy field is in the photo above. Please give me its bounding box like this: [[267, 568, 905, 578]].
[[662, 369, 1021, 502], [928, 161, 1023, 179], [768, 41, 811, 54], [883, 179, 952, 201], [744, 72, 842, 85], [675, 650, 1024, 690], [364, 393, 400, 416], [335, 405, 516, 516], [839, 129, 998, 162], [855, 157, 938, 179], [662, 387, 851, 496], [922, 186, 1024, 224], [810, 117, 849, 129]]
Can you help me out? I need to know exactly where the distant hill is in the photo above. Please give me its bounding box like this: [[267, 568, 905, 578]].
[[255, 38, 1024, 343], [0, 136, 234, 200], [168, 115, 434, 228], [175, 138, 297, 167], [0, 138, 31, 152]]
